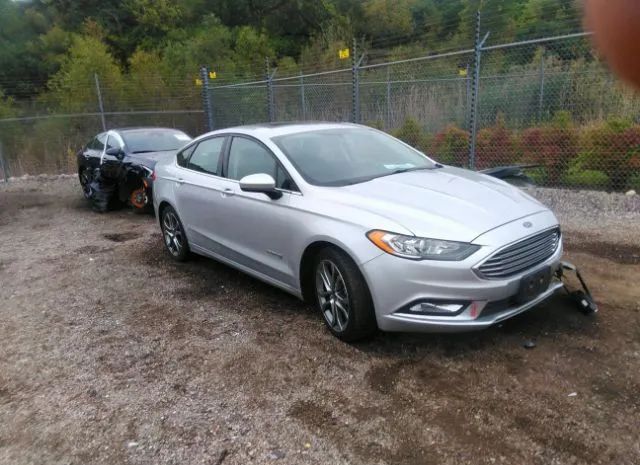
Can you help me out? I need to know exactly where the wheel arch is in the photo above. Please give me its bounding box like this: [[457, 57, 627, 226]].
[[157, 200, 174, 226], [118, 167, 146, 203], [298, 239, 363, 304]]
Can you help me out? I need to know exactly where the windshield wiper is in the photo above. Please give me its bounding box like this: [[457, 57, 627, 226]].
[[388, 166, 435, 175], [352, 165, 441, 184], [336, 164, 444, 186]]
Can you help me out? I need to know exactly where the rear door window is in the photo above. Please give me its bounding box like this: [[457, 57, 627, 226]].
[[177, 144, 196, 167], [187, 137, 225, 175]]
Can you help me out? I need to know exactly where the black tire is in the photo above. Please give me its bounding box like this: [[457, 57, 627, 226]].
[[160, 205, 190, 261], [90, 179, 118, 213], [312, 246, 377, 342]]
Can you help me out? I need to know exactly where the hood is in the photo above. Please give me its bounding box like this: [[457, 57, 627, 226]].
[[332, 166, 548, 242], [127, 150, 177, 169]]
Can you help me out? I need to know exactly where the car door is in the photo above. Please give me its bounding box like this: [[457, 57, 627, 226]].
[[216, 135, 297, 287], [82, 133, 107, 172], [173, 136, 233, 253], [100, 131, 125, 180]]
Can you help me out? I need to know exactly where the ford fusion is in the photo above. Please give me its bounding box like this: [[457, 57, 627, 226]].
[[153, 123, 563, 341]]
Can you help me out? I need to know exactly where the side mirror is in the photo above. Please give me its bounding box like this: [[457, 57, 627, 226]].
[[239, 173, 282, 199], [105, 147, 125, 160]]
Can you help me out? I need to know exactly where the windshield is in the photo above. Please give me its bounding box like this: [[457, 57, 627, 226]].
[[122, 129, 192, 153], [272, 127, 436, 186]]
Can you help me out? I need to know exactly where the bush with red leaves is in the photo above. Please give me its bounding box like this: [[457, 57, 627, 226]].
[[429, 125, 469, 167]]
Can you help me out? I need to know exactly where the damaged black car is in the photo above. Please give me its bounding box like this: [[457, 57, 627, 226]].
[[77, 127, 192, 212]]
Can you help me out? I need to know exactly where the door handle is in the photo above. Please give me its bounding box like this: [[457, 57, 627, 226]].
[[221, 188, 235, 197], [176, 178, 185, 184]]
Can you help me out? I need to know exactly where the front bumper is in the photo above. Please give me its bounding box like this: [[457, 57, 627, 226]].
[[361, 212, 564, 333], [377, 279, 564, 333]]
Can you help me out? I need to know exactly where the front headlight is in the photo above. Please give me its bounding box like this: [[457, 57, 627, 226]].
[[367, 230, 480, 261]]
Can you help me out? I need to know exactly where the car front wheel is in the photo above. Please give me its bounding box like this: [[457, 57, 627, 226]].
[[313, 247, 377, 342], [79, 169, 93, 199], [129, 185, 151, 214], [160, 206, 189, 261]]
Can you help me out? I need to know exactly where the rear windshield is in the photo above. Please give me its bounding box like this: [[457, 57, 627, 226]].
[[122, 129, 192, 154]]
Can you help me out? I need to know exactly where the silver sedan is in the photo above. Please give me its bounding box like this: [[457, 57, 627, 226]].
[[153, 123, 563, 341]]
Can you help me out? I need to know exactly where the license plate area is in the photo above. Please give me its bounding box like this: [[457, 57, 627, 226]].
[[516, 266, 552, 304]]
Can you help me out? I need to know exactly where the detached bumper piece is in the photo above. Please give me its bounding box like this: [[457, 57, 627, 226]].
[[89, 169, 118, 213], [558, 261, 598, 314]]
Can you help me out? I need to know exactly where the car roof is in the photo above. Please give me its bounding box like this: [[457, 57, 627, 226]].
[[113, 127, 188, 135], [211, 121, 363, 139]]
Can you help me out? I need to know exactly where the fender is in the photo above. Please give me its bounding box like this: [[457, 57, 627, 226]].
[[117, 163, 151, 203]]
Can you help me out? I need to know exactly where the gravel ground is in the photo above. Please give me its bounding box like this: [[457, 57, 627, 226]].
[[1, 177, 639, 465], [525, 187, 640, 247]]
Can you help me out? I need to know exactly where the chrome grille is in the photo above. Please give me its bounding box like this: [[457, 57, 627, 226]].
[[477, 228, 561, 279]]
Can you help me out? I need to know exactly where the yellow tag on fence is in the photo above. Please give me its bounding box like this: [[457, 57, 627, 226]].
[[195, 78, 203, 86], [458, 68, 468, 77], [209, 71, 217, 79], [338, 48, 350, 60]]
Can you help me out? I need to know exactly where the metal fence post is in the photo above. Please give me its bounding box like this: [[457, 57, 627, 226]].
[[94, 73, 107, 131], [266, 57, 276, 122], [351, 38, 361, 124], [465, 63, 471, 124], [0, 141, 8, 184], [468, 11, 488, 170], [538, 47, 546, 121], [300, 70, 306, 120], [385, 66, 392, 129], [200, 66, 214, 131]]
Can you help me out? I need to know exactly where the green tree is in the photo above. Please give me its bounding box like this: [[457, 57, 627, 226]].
[[0, 0, 55, 97], [160, 15, 235, 81], [45, 34, 123, 113], [362, 0, 417, 38]]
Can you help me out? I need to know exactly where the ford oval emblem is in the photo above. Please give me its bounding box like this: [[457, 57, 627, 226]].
[[523, 221, 533, 228]]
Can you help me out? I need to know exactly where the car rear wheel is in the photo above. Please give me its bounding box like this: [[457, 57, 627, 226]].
[[160, 206, 189, 261], [313, 247, 377, 342]]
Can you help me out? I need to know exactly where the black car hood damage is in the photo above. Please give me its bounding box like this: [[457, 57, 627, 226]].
[[89, 150, 178, 212], [126, 150, 177, 170]]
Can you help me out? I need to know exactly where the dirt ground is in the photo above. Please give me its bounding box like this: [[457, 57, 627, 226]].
[[1, 177, 639, 465]]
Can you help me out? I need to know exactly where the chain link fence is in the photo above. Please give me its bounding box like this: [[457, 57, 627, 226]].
[[0, 111, 205, 178], [203, 31, 640, 192], [475, 34, 640, 191], [0, 73, 205, 181], [2, 20, 640, 192]]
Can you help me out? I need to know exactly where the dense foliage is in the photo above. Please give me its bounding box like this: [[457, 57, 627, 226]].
[[3, 0, 638, 192], [389, 114, 640, 191], [1, 0, 582, 99]]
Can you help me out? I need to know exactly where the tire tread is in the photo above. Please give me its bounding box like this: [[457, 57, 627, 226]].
[[314, 246, 377, 342]]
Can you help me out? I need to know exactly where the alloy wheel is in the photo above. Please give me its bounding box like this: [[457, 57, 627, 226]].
[[162, 211, 184, 256], [315, 259, 350, 332]]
